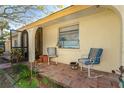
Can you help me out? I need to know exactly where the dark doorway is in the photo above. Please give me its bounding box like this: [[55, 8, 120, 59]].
[[21, 30, 29, 61], [35, 27, 43, 59]]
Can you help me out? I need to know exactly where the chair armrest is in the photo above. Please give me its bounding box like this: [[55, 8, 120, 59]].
[[81, 54, 88, 58], [87, 58, 95, 65], [90, 57, 100, 60], [78, 58, 90, 63], [78, 58, 83, 62], [89, 57, 100, 64], [78, 55, 88, 60]]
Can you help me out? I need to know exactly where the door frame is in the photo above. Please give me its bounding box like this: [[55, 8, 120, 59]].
[[35, 27, 43, 59]]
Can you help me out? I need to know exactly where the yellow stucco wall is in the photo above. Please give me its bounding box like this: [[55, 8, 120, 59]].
[[43, 9, 121, 72]]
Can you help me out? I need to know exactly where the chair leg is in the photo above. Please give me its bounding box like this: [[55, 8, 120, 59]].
[[78, 62, 83, 71], [88, 65, 91, 78], [87, 64, 103, 78], [81, 64, 83, 71]]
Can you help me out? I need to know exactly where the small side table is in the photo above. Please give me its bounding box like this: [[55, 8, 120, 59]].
[[78, 58, 83, 71]]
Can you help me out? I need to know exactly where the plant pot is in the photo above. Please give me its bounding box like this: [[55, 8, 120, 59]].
[[70, 62, 79, 70]]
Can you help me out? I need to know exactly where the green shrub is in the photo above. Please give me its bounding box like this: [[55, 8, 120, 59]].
[[42, 77, 49, 85], [41, 76, 63, 88], [11, 48, 23, 63], [13, 64, 29, 73], [12, 64, 39, 88], [16, 77, 38, 88], [13, 64, 35, 78], [19, 69, 31, 79]]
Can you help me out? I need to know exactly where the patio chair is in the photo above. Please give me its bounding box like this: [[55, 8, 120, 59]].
[[78, 48, 103, 78], [47, 47, 58, 65]]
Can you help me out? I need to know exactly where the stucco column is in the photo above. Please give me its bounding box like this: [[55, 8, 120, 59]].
[[121, 13, 124, 66], [27, 27, 37, 62], [114, 6, 124, 66]]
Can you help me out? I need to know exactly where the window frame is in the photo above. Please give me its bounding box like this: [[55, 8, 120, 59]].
[[58, 24, 80, 49]]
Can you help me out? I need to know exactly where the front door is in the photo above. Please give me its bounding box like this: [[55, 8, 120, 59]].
[[35, 27, 43, 59]]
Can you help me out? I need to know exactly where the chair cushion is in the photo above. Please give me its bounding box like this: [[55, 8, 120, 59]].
[[82, 58, 91, 65]]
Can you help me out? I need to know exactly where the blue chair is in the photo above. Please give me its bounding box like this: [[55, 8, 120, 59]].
[[78, 48, 103, 78]]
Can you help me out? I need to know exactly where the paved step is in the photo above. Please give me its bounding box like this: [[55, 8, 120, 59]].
[[0, 63, 11, 69], [0, 69, 17, 88]]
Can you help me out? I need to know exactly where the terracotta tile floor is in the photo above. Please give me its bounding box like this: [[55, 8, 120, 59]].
[[35, 62, 120, 88]]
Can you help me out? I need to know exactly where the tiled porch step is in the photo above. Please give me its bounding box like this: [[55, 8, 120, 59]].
[[36, 62, 120, 88]]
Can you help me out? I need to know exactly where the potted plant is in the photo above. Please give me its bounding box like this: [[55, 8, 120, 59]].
[[112, 66, 124, 88], [57, 37, 66, 48]]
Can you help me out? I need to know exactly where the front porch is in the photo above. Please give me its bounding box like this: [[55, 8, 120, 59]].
[[35, 62, 119, 88]]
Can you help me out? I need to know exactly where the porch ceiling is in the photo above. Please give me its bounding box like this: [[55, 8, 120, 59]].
[[40, 6, 109, 27], [17, 5, 93, 31]]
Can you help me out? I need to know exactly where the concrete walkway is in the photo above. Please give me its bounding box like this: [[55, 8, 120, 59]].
[[0, 56, 11, 69], [0, 56, 9, 64], [0, 63, 11, 69]]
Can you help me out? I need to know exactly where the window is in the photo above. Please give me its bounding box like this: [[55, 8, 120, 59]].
[[14, 40, 17, 47], [58, 24, 79, 49]]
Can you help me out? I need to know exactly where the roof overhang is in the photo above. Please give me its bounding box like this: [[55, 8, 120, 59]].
[[17, 5, 93, 31]]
